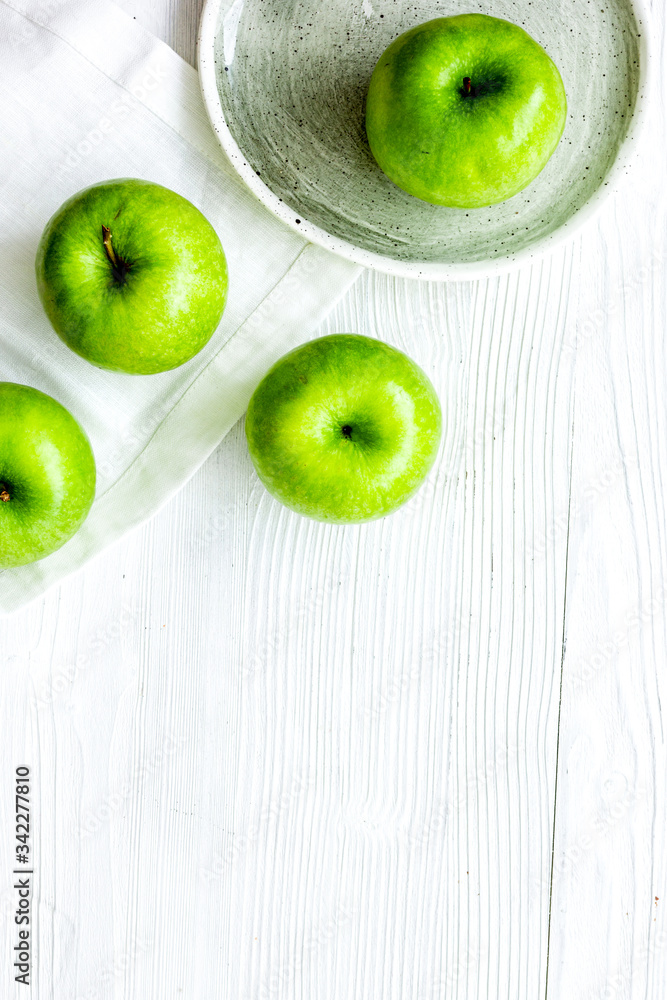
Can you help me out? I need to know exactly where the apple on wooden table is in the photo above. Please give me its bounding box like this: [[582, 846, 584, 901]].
[[245, 334, 442, 523], [365, 14, 567, 208], [36, 178, 228, 375], [0, 383, 96, 569]]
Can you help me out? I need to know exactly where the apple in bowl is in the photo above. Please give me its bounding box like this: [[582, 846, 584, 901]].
[[365, 14, 567, 208], [245, 334, 442, 523]]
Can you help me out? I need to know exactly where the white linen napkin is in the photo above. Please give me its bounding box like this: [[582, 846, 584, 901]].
[[0, 0, 361, 614]]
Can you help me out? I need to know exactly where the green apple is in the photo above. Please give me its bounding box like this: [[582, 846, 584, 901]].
[[36, 179, 228, 374], [0, 383, 96, 568], [245, 334, 442, 523], [365, 14, 567, 208]]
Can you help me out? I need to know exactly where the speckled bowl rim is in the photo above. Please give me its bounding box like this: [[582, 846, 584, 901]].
[[197, 0, 652, 281]]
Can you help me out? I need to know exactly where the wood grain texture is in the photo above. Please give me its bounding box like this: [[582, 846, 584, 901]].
[[547, 58, 667, 999], [1, 257, 578, 999], [0, 0, 665, 998]]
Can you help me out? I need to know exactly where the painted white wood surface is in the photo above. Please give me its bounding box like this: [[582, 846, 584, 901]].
[[0, 2, 665, 999]]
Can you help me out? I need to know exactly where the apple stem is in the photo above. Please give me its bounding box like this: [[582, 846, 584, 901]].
[[463, 77, 472, 95], [0, 484, 10, 502], [102, 225, 131, 285], [341, 425, 353, 439]]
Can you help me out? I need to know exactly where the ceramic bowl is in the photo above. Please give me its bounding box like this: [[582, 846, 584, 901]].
[[198, 0, 650, 280]]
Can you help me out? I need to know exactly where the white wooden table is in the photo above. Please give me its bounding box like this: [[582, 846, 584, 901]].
[[2, 1, 666, 998]]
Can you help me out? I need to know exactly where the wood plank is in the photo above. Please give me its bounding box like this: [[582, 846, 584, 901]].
[[547, 80, 667, 997]]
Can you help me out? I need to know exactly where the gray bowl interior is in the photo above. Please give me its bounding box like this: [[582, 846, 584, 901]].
[[213, 0, 642, 267]]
